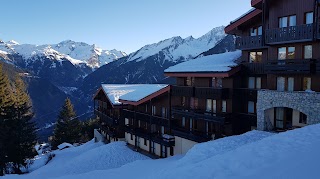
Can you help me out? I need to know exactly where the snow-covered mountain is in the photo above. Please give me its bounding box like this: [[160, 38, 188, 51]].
[[0, 40, 126, 68], [124, 26, 226, 63]]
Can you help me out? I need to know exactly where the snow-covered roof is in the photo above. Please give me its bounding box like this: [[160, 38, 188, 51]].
[[164, 50, 241, 73], [101, 84, 169, 105]]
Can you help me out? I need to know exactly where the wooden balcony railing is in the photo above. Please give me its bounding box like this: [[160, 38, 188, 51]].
[[265, 59, 315, 74], [171, 86, 194, 97], [172, 126, 212, 143], [122, 109, 170, 127], [265, 24, 314, 44], [194, 87, 230, 99], [233, 88, 258, 102], [151, 135, 175, 147], [171, 107, 226, 124], [235, 35, 263, 50], [95, 110, 119, 126], [242, 62, 265, 74]]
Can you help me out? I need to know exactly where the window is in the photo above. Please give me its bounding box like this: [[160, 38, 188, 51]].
[[211, 77, 223, 88], [130, 133, 133, 140], [249, 77, 255, 89], [162, 107, 167, 118], [303, 77, 311, 91], [182, 117, 186, 127], [279, 15, 296, 28], [190, 118, 193, 130], [277, 77, 285, 91], [145, 104, 148, 113], [206, 99, 212, 112], [152, 106, 156, 115], [278, 47, 295, 60], [299, 113, 307, 124], [304, 45, 312, 59], [256, 77, 262, 89], [222, 100, 227, 113], [213, 100, 217, 113], [190, 97, 198, 109], [249, 52, 262, 63], [161, 126, 165, 134], [288, 77, 294, 92], [144, 138, 147, 146], [250, 26, 262, 36], [138, 120, 141, 127], [186, 77, 195, 86], [181, 96, 186, 106], [279, 16, 288, 28], [288, 47, 295, 59], [305, 12, 314, 24], [248, 101, 255, 114]]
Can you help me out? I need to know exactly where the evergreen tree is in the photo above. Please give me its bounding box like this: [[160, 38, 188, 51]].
[[52, 98, 81, 149], [0, 64, 14, 175], [6, 76, 37, 173], [0, 67, 37, 175]]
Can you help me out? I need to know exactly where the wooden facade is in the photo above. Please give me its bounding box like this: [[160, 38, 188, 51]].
[[225, 0, 320, 131]]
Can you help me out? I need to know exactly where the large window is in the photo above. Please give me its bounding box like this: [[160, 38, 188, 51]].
[[279, 15, 296, 28], [249, 52, 262, 63], [185, 77, 195, 86], [305, 12, 314, 24], [278, 47, 295, 60], [304, 45, 312, 59]]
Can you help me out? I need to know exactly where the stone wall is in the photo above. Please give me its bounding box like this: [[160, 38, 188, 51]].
[[256, 90, 320, 130]]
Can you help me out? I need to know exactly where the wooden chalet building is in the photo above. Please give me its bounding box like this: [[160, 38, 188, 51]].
[[94, 84, 175, 158], [164, 51, 256, 154], [225, 0, 320, 131]]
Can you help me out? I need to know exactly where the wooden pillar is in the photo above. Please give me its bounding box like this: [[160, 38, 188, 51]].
[[168, 89, 172, 133]]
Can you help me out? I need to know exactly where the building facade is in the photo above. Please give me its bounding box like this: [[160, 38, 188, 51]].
[[225, 0, 320, 131]]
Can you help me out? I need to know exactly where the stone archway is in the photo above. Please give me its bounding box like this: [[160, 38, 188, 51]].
[[256, 90, 320, 131]]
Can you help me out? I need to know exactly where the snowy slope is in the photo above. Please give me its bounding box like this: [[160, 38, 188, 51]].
[[125, 26, 226, 63], [6, 124, 320, 179], [0, 40, 126, 68]]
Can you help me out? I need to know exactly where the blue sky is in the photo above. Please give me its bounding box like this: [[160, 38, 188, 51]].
[[1, 0, 251, 53]]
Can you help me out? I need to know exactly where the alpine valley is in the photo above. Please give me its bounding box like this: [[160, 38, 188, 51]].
[[0, 25, 235, 140]]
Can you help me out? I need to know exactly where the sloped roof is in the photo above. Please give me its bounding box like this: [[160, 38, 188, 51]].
[[164, 50, 241, 74], [100, 84, 169, 106]]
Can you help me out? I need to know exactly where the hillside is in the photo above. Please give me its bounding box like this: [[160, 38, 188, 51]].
[[4, 124, 320, 179]]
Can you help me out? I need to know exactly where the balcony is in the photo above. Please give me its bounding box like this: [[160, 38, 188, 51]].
[[233, 88, 257, 102], [195, 87, 230, 99], [123, 109, 170, 127], [265, 59, 315, 74], [242, 63, 265, 74], [172, 127, 212, 143], [265, 24, 314, 45], [171, 86, 194, 97], [95, 110, 119, 126], [235, 35, 263, 50], [125, 124, 152, 139], [151, 134, 175, 147], [171, 107, 226, 124]]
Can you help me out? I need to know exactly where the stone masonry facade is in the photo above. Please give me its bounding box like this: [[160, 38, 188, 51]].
[[257, 90, 320, 130]]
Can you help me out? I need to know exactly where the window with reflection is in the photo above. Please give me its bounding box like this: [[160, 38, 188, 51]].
[[250, 52, 262, 63], [305, 12, 314, 24]]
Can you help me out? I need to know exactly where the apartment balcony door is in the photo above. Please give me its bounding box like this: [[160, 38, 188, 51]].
[[277, 77, 285, 91]]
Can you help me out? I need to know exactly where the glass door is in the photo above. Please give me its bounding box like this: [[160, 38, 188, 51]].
[[275, 108, 285, 129]]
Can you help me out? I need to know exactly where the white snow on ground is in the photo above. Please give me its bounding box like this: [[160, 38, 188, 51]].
[[165, 50, 241, 73], [101, 84, 169, 105], [57, 143, 74, 150], [5, 124, 320, 179], [5, 141, 149, 179]]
